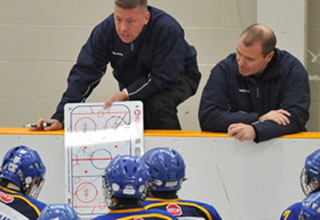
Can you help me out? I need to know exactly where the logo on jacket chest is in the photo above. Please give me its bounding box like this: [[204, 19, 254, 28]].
[[166, 203, 182, 216], [239, 89, 251, 93], [112, 51, 123, 57], [0, 192, 14, 203]]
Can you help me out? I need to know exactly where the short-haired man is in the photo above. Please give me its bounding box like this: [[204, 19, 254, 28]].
[[31, 0, 201, 131], [199, 24, 310, 143]]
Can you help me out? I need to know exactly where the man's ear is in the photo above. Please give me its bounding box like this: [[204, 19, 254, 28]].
[[266, 50, 275, 63], [144, 11, 150, 25]]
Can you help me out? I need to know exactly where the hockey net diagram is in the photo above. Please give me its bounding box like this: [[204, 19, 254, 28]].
[[64, 101, 143, 218]]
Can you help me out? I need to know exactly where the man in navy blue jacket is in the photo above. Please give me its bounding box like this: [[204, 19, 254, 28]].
[[32, 0, 200, 131], [199, 24, 310, 143]]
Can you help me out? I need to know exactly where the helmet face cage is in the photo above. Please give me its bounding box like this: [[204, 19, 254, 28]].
[[102, 155, 148, 207], [142, 147, 186, 191], [301, 150, 320, 196], [0, 146, 46, 198], [28, 177, 45, 199], [301, 168, 313, 196], [300, 192, 320, 220], [38, 204, 80, 220], [102, 174, 113, 208]]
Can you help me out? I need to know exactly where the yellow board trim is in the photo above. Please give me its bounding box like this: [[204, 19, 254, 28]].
[[0, 128, 319, 139]]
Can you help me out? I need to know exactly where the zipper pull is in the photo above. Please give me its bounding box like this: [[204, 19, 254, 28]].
[[131, 42, 134, 51], [256, 78, 260, 98]]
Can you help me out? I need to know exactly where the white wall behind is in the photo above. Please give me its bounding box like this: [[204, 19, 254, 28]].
[[257, 0, 306, 63], [0, 0, 256, 129]]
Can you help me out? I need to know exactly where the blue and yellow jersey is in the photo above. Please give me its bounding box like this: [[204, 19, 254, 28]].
[[92, 205, 178, 220], [280, 202, 302, 220], [0, 185, 46, 220], [142, 197, 222, 220]]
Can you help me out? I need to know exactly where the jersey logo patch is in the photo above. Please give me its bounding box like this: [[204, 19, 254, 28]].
[[134, 217, 144, 220], [0, 192, 14, 203], [166, 203, 182, 216]]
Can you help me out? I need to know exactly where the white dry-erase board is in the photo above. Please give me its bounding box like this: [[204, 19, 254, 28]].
[[64, 101, 144, 218]]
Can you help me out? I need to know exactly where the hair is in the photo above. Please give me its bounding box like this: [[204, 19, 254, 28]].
[[113, 197, 141, 206], [149, 190, 178, 199], [114, 0, 147, 9], [240, 23, 277, 57]]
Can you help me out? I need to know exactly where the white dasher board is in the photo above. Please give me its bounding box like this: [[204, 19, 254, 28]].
[[64, 101, 143, 219]]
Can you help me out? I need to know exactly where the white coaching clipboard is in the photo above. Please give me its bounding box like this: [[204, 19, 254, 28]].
[[64, 101, 144, 219]]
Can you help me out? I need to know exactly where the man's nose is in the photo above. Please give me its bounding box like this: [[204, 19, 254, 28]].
[[237, 58, 246, 67], [119, 22, 128, 32]]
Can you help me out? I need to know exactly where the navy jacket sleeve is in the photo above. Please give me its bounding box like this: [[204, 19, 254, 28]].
[[198, 60, 260, 132], [51, 21, 111, 122], [252, 57, 310, 142]]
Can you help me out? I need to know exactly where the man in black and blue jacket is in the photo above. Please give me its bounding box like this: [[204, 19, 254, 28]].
[[33, 0, 200, 131], [199, 24, 310, 143]]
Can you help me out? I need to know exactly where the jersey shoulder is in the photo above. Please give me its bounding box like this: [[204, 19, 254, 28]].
[[280, 202, 302, 220]]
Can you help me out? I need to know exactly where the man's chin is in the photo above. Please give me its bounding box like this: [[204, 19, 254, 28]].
[[239, 70, 250, 76], [120, 37, 132, 44]]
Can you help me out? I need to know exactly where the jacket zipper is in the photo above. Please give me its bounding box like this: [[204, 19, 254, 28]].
[[256, 79, 260, 98]]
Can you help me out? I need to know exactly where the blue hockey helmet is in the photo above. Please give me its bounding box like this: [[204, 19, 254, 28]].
[[141, 147, 185, 191], [38, 204, 80, 220], [300, 191, 320, 220], [102, 155, 148, 204], [301, 149, 320, 195], [0, 145, 46, 198]]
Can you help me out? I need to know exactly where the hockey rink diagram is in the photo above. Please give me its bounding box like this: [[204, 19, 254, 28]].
[[64, 102, 143, 218]]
